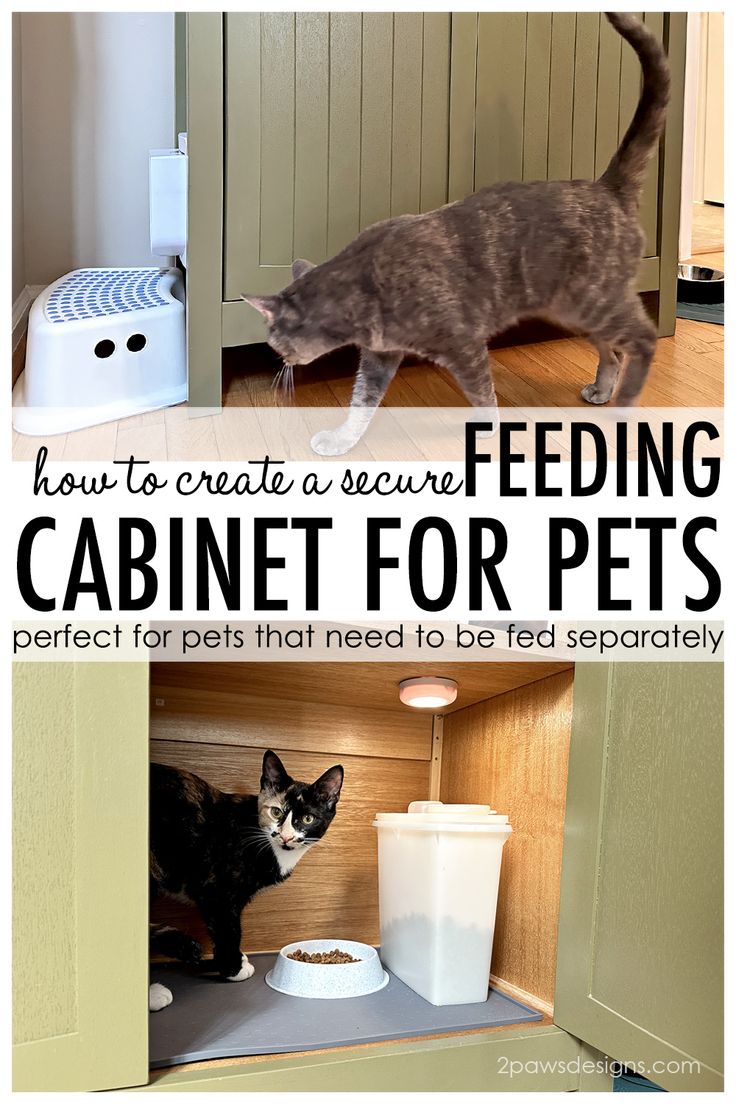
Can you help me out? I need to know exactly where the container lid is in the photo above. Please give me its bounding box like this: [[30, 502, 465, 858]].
[[408, 801, 496, 815], [374, 800, 511, 833]]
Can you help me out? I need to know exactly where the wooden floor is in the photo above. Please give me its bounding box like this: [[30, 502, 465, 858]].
[[12, 204, 723, 462], [221, 315, 722, 415]]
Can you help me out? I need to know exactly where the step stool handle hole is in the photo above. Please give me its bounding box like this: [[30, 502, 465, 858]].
[[127, 333, 147, 353], [94, 339, 115, 359]]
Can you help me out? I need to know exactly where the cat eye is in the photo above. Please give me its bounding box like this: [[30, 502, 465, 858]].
[[302, 813, 315, 825], [270, 806, 282, 818]]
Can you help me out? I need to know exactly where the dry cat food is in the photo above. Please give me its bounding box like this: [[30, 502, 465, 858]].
[[287, 948, 360, 964]]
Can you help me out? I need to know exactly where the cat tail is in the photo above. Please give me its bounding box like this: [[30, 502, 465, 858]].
[[600, 13, 670, 201], [150, 923, 203, 965]]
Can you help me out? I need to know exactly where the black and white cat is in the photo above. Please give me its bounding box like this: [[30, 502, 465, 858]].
[[149, 750, 344, 1011]]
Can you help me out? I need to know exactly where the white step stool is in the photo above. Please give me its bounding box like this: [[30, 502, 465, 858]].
[[13, 267, 187, 436]]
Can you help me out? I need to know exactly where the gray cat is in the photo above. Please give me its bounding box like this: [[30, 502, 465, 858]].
[[244, 13, 669, 456]]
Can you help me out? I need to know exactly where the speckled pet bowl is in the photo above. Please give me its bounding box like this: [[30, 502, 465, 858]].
[[265, 940, 389, 999]]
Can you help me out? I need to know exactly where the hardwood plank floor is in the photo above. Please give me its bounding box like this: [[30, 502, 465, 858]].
[[12, 314, 723, 461]]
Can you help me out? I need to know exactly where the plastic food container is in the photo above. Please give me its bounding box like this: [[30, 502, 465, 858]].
[[373, 802, 512, 1006], [265, 939, 388, 999]]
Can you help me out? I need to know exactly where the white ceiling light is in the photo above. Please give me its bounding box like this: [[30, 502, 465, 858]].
[[399, 677, 458, 710]]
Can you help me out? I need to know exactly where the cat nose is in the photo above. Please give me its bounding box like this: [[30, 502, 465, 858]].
[[281, 831, 295, 843]]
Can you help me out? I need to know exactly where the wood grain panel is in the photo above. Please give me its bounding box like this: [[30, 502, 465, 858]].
[[14, 663, 149, 1091], [224, 13, 261, 299], [523, 14, 552, 181], [475, 13, 527, 187], [571, 13, 600, 180], [13, 664, 78, 1043], [441, 670, 574, 1009], [259, 13, 295, 266], [547, 13, 576, 180], [150, 742, 430, 952], [448, 13, 478, 201], [419, 13, 450, 211], [360, 14, 394, 229], [149, 692, 432, 761], [327, 12, 362, 255], [293, 13, 329, 263], [591, 665, 722, 1068], [391, 14, 423, 216], [617, 13, 642, 148], [594, 12, 623, 178], [555, 664, 723, 1090], [640, 11, 664, 257], [151, 660, 572, 715]]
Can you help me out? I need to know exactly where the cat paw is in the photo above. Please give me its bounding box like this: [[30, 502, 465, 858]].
[[468, 407, 499, 438], [310, 429, 358, 457], [226, 953, 256, 982], [149, 982, 173, 1012], [468, 422, 498, 439], [581, 383, 612, 405]]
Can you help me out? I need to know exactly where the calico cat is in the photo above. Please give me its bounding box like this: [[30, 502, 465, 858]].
[[244, 13, 669, 457], [148, 750, 344, 1011]]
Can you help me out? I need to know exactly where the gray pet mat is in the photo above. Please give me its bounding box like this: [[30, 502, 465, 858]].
[[150, 953, 542, 1068]]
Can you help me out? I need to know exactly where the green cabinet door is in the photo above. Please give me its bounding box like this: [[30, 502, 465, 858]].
[[223, 12, 451, 303], [556, 664, 723, 1091], [451, 13, 662, 256], [13, 663, 150, 1091]]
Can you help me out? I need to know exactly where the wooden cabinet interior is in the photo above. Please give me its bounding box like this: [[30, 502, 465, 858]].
[[150, 659, 573, 1020], [442, 671, 573, 1015]]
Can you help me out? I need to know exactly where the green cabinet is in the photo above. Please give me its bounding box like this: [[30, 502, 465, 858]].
[[13, 661, 722, 1091], [184, 12, 686, 408], [556, 664, 723, 1091], [12, 664, 150, 1091], [224, 13, 451, 301]]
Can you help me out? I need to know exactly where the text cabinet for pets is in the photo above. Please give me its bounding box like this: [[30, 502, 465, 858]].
[[182, 12, 687, 408], [13, 658, 722, 1091]]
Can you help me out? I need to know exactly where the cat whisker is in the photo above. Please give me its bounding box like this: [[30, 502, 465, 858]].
[[272, 361, 295, 406]]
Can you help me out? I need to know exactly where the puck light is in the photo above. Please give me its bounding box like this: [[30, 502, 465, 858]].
[[398, 677, 458, 710]]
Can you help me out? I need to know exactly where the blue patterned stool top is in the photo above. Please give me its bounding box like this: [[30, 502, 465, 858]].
[[45, 268, 171, 324]]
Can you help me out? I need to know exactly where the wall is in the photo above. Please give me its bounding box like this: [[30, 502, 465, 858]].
[[149, 663, 433, 952], [694, 12, 724, 205], [18, 12, 175, 289], [441, 669, 574, 1013], [12, 16, 25, 301]]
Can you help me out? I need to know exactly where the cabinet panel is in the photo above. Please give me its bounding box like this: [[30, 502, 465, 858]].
[[13, 663, 150, 1091], [556, 664, 723, 1091], [464, 12, 659, 255], [145, 1024, 583, 1092], [224, 13, 451, 299]]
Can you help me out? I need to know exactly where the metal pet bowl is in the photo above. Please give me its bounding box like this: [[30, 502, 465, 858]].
[[677, 263, 724, 305], [265, 939, 389, 999]]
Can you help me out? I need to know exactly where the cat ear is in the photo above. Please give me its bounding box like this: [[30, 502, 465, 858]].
[[292, 258, 315, 280], [313, 765, 344, 807], [242, 294, 281, 323], [261, 750, 289, 793]]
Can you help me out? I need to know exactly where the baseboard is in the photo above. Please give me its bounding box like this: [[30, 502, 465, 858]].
[[12, 284, 44, 351]]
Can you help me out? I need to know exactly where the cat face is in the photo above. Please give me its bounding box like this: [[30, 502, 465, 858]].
[[257, 750, 344, 854], [242, 259, 345, 366]]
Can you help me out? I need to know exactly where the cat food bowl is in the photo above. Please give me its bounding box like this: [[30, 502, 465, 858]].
[[265, 939, 389, 999], [677, 263, 724, 304]]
